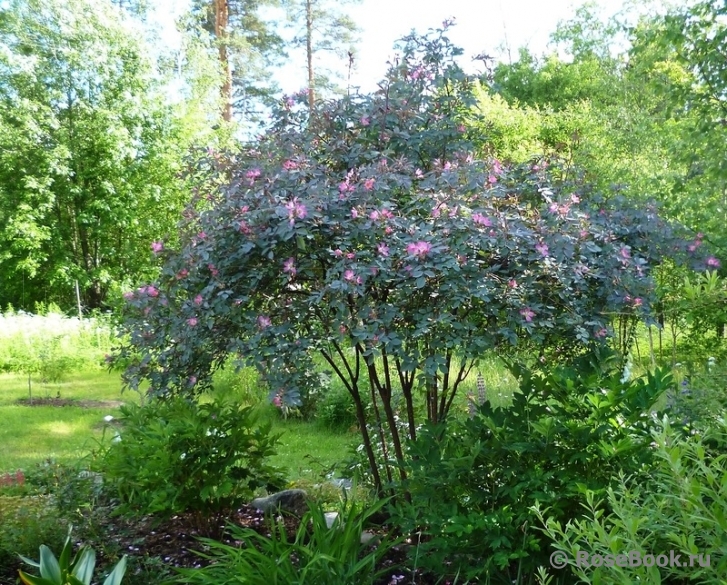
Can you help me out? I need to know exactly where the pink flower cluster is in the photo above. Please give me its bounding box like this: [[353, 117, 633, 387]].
[[520, 308, 535, 322], [151, 241, 164, 254], [344, 269, 362, 285], [370, 208, 393, 221], [688, 232, 704, 252], [332, 249, 356, 260], [283, 257, 297, 276], [624, 295, 643, 308], [245, 168, 261, 183], [549, 202, 570, 216], [409, 66, 434, 81], [257, 315, 271, 329], [285, 199, 307, 224], [707, 256, 721, 268], [535, 242, 549, 257], [338, 180, 355, 196], [406, 241, 432, 258], [472, 213, 492, 227], [138, 285, 158, 297], [432, 203, 456, 218]]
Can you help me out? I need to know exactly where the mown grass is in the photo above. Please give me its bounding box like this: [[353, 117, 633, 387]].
[[0, 366, 358, 481], [0, 369, 136, 471], [0, 309, 521, 479]]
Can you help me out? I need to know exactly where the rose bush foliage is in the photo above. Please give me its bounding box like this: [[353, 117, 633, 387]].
[[115, 25, 709, 493]]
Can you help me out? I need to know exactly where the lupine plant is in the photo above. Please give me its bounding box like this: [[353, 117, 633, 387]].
[[115, 25, 710, 495]]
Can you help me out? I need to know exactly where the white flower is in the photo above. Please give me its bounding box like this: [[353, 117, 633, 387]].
[[112, 434, 122, 443], [104, 415, 114, 422]]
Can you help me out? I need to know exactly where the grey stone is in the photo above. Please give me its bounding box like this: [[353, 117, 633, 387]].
[[329, 477, 352, 490], [322, 511, 378, 544], [251, 489, 308, 516], [77, 470, 103, 485], [359, 530, 377, 545]]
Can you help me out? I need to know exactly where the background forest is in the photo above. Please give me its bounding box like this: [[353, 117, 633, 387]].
[[0, 0, 724, 313]]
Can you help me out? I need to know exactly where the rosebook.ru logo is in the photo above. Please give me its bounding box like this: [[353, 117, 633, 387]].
[[550, 550, 710, 570]]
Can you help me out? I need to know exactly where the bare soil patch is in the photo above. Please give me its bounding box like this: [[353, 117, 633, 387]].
[[15, 397, 125, 408]]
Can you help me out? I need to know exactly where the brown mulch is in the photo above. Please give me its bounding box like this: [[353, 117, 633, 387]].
[[0, 503, 437, 584], [15, 397, 125, 408], [86, 505, 434, 584]]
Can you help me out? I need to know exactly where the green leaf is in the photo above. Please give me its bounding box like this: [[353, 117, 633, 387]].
[[70, 547, 96, 584], [18, 554, 41, 569], [102, 555, 127, 585], [39, 545, 62, 583], [58, 530, 72, 572], [17, 571, 57, 585]]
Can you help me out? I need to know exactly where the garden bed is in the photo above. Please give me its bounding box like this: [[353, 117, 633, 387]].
[[15, 397, 125, 408]]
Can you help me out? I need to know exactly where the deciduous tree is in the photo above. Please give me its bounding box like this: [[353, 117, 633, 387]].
[[0, 0, 193, 309]]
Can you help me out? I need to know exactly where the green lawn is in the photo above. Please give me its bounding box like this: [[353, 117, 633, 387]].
[[0, 368, 357, 480], [0, 352, 521, 477], [0, 369, 137, 471]]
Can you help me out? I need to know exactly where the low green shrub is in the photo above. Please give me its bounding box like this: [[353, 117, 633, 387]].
[[21, 459, 104, 509], [537, 415, 727, 584], [211, 363, 266, 406], [100, 396, 286, 519], [667, 359, 727, 432], [0, 495, 69, 578], [316, 382, 360, 431], [391, 358, 672, 582], [176, 498, 402, 585]]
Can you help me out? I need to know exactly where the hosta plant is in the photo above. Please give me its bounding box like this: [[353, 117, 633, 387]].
[[18, 526, 127, 585]]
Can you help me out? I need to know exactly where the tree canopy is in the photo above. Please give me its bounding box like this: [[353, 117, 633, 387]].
[[0, 0, 202, 309]]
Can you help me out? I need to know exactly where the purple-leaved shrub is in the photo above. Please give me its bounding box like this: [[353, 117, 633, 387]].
[[114, 24, 711, 494]]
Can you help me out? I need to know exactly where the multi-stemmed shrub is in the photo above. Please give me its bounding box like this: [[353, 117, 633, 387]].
[[391, 356, 673, 582], [113, 24, 708, 497], [100, 396, 286, 522]]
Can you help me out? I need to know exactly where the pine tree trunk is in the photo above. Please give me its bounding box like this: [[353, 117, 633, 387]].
[[306, 0, 314, 113], [214, 0, 232, 121]]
